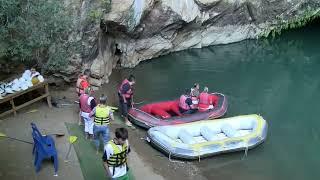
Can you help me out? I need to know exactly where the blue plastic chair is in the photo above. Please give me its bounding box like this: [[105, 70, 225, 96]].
[[31, 123, 55, 155], [31, 123, 58, 175]]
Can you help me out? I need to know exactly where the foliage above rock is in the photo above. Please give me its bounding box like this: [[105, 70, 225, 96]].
[[0, 0, 77, 72]]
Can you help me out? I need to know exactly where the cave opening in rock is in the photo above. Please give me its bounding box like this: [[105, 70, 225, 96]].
[[114, 43, 123, 68]]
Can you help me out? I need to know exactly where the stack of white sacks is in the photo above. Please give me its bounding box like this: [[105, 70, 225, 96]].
[[0, 70, 44, 99]]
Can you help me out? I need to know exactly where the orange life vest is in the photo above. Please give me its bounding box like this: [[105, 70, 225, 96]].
[[76, 75, 89, 94]]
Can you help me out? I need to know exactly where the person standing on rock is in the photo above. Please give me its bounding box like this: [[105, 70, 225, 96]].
[[90, 94, 114, 153], [79, 87, 96, 139], [118, 75, 136, 128]]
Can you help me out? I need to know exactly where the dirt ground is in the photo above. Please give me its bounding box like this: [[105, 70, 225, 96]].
[[0, 86, 206, 180]]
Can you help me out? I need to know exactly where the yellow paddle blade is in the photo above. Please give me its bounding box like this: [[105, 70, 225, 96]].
[[69, 136, 78, 143], [0, 132, 6, 137], [110, 106, 118, 110], [26, 109, 38, 114]]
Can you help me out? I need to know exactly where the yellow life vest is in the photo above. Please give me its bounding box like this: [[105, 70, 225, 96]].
[[107, 140, 128, 167], [94, 105, 111, 125]]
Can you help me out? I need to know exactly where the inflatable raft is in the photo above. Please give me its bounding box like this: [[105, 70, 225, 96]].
[[147, 114, 268, 160], [128, 93, 227, 129]]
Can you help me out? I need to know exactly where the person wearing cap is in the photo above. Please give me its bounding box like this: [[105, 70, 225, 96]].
[[79, 87, 97, 139], [179, 89, 197, 114], [90, 94, 114, 153], [190, 83, 200, 105]]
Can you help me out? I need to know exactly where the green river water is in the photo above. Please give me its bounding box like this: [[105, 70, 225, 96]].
[[116, 20, 320, 180]]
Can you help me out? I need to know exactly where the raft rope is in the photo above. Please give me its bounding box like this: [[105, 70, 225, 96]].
[[197, 148, 201, 162], [242, 142, 249, 160], [168, 151, 184, 163]]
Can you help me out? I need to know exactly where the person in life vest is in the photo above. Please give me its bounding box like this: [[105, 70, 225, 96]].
[[79, 87, 97, 139], [76, 69, 91, 125], [102, 128, 131, 179], [118, 75, 135, 128], [198, 87, 215, 112], [76, 69, 91, 96], [179, 89, 198, 114], [90, 94, 114, 153], [190, 83, 200, 105]]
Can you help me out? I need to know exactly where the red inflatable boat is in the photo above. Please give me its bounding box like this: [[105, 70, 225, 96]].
[[128, 93, 228, 129]]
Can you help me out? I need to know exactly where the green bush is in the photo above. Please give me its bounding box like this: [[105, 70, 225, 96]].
[[0, 0, 75, 72], [260, 8, 320, 39]]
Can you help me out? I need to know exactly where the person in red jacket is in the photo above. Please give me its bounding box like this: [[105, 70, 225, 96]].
[[76, 69, 91, 125], [76, 69, 91, 96], [198, 87, 215, 112], [118, 75, 135, 128]]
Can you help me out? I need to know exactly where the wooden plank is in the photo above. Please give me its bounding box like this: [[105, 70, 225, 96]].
[[15, 94, 49, 111], [45, 83, 52, 108], [0, 82, 48, 104], [0, 109, 15, 118], [0, 94, 49, 118], [10, 99, 17, 116]]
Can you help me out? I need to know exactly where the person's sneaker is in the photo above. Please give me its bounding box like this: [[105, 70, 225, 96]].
[[126, 121, 136, 130], [125, 121, 132, 127], [78, 120, 84, 126]]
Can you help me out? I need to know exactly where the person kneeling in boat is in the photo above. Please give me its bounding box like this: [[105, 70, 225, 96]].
[[103, 128, 131, 179], [90, 95, 114, 153], [198, 87, 214, 112], [179, 89, 197, 114], [190, 83, 200, 105]]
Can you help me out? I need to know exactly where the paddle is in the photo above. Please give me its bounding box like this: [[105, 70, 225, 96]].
[[64, 136, 78, 162], [25, 109, 39, 114], [133, 101, 144, 105], [0, 132, 33, 144], [0, 130, 65, 145], [74, 100, 119, 110]]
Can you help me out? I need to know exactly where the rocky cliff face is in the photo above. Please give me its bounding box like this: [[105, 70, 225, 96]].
[[67, 0, 320, 85]]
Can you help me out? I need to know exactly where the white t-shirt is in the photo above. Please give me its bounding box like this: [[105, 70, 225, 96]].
[[104, 140, 129, 178]]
